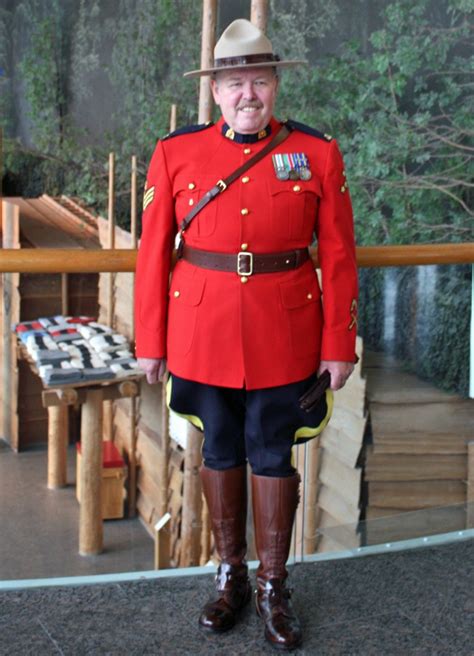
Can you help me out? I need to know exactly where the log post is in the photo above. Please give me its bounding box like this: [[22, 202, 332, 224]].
[[2, 201, 20, 451], [47, 404, 68, 489], [200, 491, 211, 565], [103, 152, 116, 442], [79, 388, 104, 555], [198, 0, 217, 123], [181, 425, 203, 566], [304, 438, 321, 554], [61, 273, 68, 316], [185, 0, 217, 568], [169, 104, 177, 133], [250, 0, 269, 31]]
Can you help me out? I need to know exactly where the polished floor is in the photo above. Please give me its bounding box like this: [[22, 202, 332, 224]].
[[0, 538, 473, 655], [0, 442, 153, 580]]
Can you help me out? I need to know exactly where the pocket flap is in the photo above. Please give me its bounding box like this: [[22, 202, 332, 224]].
[[267, 177, 322, 197], [169, 275, 206, 306], [279, 276, 321, 309]]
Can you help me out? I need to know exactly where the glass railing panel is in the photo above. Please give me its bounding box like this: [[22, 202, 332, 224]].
[[313, 502, 474, 555]]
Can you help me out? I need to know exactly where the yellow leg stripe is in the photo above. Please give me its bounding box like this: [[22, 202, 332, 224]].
[[166, 376, 204, 431], [293, 388, 334, 443]]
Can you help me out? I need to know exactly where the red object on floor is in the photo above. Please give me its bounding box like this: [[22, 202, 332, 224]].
[[76, 440, 124, 468]]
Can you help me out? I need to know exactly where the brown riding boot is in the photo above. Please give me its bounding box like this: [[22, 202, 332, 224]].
[[252, 472, 302, 651], [198, 465, 251, 633]]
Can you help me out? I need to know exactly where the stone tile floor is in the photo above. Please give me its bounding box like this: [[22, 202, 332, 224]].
[[1, 538, 473, 655], [0, 444, 153, 580]]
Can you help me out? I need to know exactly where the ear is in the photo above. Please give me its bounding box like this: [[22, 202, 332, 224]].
[[210, 78, 220, 106]]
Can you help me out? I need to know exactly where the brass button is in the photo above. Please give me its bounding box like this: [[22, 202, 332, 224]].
[[188, 182, 196, 190], [342, 170, 346, 178], [174, 290, 180, 298], [242, 176, 250, 183], [293, 185, 301, 192], [241, 243, 248, 251], [307, 293, 313, 300], [240, 276, 248, 284], [243, 147, 251, 155], [240, 208, 249, 216], [189, 198, 194, 206]]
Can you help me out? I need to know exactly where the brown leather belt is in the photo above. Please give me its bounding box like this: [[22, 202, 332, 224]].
[[182, 245, 310, 276]]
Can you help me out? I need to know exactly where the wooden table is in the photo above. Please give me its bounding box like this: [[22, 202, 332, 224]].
[[18, 343, 143, 555]]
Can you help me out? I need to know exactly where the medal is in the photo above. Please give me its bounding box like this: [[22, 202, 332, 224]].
[[299, 167, 312, 181], [296, 153, 312, 180], [272, 154, 289, 180]]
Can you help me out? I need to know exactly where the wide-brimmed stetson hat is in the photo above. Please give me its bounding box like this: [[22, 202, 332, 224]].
[[183, 18, 306, 78]]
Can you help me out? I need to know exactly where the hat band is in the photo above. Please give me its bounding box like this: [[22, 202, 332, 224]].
[[213, 53, 281, 68]]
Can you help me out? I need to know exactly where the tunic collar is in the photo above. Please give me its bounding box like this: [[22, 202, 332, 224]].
[[220, 120, 272, 144]]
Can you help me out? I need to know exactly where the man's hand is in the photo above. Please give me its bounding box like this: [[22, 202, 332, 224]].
[[137, 357, 167, 385], [317, 360, 354, 391]]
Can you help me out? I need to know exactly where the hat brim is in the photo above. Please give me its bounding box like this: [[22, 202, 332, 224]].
[[183, 59, 307, 78]]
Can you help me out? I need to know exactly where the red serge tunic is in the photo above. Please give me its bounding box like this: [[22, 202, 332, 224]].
[[135, 117, 358, 390]]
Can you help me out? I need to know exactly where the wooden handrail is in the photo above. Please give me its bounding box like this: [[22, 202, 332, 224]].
[[0, 243, 472, 273]]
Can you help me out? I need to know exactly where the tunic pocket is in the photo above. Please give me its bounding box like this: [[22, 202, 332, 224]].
[[167, 273, 206, 356], [173, 174, 218, 238], [279, 274, 322, 359], [268, 178, 322, 241]]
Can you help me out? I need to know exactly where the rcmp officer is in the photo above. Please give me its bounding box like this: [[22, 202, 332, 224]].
[[136, 19, 358, 652]]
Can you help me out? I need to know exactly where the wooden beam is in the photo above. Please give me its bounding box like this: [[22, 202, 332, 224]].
[[250, 0, 268, 31], [198, 0, 217, 123], [1, 243, 474, 274], [42, 380, 139, 408]]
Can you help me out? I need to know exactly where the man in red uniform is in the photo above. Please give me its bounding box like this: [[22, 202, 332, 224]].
[[136, 18, 358, 652]]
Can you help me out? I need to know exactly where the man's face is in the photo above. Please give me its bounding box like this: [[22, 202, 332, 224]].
[[211, 67, 279, 134]]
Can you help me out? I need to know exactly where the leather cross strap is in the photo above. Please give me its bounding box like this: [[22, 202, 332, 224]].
[[182, 244, 310, 276], [176, 125, 291, 257]]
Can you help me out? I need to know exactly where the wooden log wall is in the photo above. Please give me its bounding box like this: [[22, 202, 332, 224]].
[[97, 217, 187, 565], [363, 351, 474, 543]]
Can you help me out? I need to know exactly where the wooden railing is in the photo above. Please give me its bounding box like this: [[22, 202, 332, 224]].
[[0, 242, 473, 273]]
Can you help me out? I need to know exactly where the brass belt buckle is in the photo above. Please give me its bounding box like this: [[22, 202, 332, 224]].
[[237, 251, 253, 276]]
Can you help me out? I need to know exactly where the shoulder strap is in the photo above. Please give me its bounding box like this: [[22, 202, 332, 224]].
[[176, 125, 290, 255]]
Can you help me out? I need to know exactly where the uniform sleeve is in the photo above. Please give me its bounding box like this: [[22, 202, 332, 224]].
[[134, 140, 175, 358], [316, 139, 358, 362]]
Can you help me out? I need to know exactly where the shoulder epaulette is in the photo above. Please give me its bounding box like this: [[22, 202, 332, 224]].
[[162, 121, 214, 141], [284, 119, 333, 142]]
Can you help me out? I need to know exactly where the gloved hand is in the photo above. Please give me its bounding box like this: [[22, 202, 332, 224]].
[[137, 357, 167, 384]]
